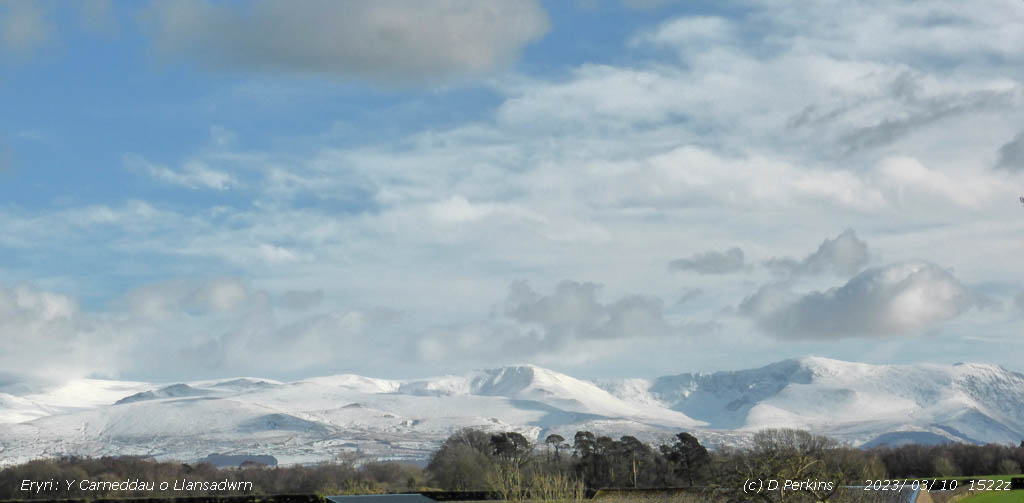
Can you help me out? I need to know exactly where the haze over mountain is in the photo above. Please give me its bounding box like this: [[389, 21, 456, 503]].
[[1, 357, 1021, 467]]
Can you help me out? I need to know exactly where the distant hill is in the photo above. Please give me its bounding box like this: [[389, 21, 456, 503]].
[[115, 383, 211, 404], [0, 357, 1021, 466]]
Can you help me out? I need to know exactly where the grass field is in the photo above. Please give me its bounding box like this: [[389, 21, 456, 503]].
[[959, 492, 1023, 503]]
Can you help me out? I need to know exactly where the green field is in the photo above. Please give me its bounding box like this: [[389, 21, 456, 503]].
[[960, 492, 1023, 503]]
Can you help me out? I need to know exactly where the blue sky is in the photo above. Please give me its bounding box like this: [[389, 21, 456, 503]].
[[1, 0, 1023, 384]]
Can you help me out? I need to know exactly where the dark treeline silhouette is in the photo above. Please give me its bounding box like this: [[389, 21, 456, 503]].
[[425, 428, 1024, 501], [2, 432, 1022, 501], [875, 441, 1024, 478], [426, 428, 888, 501]]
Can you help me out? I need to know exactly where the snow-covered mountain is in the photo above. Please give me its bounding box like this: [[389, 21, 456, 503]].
[[601, 357, 1024, 447], [0, 358, 1021, 467]]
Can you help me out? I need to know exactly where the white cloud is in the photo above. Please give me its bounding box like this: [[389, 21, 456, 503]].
[[428, 195, 495, 223], [0, 277, 411, 383], [765, 229, 870, 277], [0, 283, 118, 384], [185, 278, 249, 313], [66, 200, 162, 227], [5, 0, 1024, 380], [873, 156, 1002, 210], [130, 155, 238, 190], [257, 244, 301, 264], [751, 0, 1024, 67], [141, 0, 549, 83], [123, 278, 251, 320], [0, 200, 171, 253], [741, 261, 973, 339], [497, 65, 694, 130], [629, 16, 736, 50]]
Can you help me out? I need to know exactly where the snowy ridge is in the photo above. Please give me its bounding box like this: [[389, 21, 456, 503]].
[[115, 384, 212, 404], [604, 356, 1024, 446], [0, 358, 1022, 467], [0, 393, 51, 424]]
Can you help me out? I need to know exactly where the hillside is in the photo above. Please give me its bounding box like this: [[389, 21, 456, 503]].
[[0, 357, 1021, 466]]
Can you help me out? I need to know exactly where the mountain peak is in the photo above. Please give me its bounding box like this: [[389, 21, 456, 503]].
[[1, 357, 1021, 467], [470, 364, 566, 396]]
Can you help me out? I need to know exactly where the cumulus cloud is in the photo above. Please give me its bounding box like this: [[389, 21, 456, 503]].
[[0, 283, 120, 384], [765, 229, 870, 277], [141, 0, 549, 83], [741, 261, 973, 339], [0, 278, 409, 384], [669, 247, 746, 275], [0, 0, 52, 56]]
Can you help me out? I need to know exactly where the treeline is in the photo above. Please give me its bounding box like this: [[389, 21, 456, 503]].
[[424, 428, 1024, 500], [1, 432, 1022, 501], [0, 456, 425, 500], [426, 428, 886, 500], [426, 429, 715, 493], [875, 441, 1024, 478]]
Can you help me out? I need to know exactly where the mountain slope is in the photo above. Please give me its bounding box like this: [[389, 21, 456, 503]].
[[601, 356, 1024, 446], [0, 358, 1021, 467]]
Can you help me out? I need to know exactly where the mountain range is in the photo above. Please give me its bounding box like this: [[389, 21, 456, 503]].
[[1, 357, 1022, 467]]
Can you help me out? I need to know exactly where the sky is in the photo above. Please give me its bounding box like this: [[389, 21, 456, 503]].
[[0, 0, 1022, 385]]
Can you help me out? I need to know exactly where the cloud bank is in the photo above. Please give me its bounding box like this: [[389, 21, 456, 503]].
[[504, 280, 675, 342], [741, 262, 973, 339], [3, 0, 1024, 381]]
